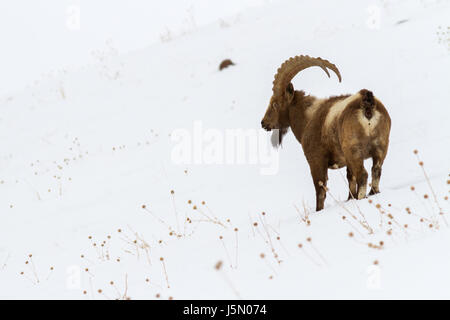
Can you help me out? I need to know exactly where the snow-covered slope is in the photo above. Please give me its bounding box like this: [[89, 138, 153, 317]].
[[0, 0, 449, 299]]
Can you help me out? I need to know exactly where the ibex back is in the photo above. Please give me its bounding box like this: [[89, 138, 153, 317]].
[[261, 55, 391, 211]]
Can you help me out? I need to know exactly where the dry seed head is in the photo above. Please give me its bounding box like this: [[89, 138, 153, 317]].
[[201, 201, 205, 205], [368, 199, 373, 204], [298, 243, 303, 248], [348, 232, 354, 238], [373, 260, 379, 265], [424, 194, 429, 199], [98, 289, 102, 293], [376, 204, 381, 209], [234, 228, 238, 232], [410, 186, 415, 191], [141, 204, 146, 209], [188, 200, 192, 204], [170, 190, 174, 194], [215, 260, 223, 270], [419, 161, 424, 166], [253, 222, 258, 226], [160, 257, 164, 261], [413, 149, 418, 154], [306, 237, 312, 242], [260, 253, 265, 259]]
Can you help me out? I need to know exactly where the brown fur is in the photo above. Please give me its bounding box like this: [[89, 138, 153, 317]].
[[262, 81, 391, 212]]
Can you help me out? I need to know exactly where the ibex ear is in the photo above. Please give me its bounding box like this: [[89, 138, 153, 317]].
[[285, 83, 294, 103]]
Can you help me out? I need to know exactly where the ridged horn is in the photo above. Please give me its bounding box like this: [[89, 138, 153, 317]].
[[272, 55, 342, 96]]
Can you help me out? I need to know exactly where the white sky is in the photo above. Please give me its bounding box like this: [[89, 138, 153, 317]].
[[0, 0, 276, 95]]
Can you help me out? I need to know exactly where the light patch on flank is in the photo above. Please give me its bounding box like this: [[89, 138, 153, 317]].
[[358, 109, 381, 136], [324, 93, 361, 130], [305, 98, 325, 121]]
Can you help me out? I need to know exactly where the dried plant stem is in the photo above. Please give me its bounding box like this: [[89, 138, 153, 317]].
[[218, 270, 241, 299], [170, 193, 180, 233], [220, 237, 233, 268], [307, 240, 328, 266], [323, 185, 373, 234], [123, 274, 129, 299], [298, 245, 321, 266], [29, 256, 40, 283], [415, 153, 447, 226], [234, 231, 239, 269], [160, 258, 170, 288], [258, 214, 281, 264]]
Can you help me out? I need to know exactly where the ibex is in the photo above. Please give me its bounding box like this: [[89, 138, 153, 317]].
[[261, 55, 391, 211]]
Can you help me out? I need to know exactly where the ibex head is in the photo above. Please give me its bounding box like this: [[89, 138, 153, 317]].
[[261, 55, 342, 146]]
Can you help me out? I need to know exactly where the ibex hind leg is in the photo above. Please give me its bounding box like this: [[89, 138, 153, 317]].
[[369, 152, 385, 195], [345, 152, 368, 200]]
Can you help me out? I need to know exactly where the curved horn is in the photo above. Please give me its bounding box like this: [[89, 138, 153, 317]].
[[272, 55, 342, 96]]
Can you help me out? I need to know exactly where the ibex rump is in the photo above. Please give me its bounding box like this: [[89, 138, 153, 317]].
[[261, 55, 391, 211]]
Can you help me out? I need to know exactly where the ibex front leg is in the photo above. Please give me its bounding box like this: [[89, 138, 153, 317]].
[[309, 159, 329, 211]]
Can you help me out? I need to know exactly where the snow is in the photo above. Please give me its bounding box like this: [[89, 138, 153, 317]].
[[0, 0, 449, 299]]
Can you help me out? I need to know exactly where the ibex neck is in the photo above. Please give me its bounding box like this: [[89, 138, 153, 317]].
[[288, 91, 317, 143]]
